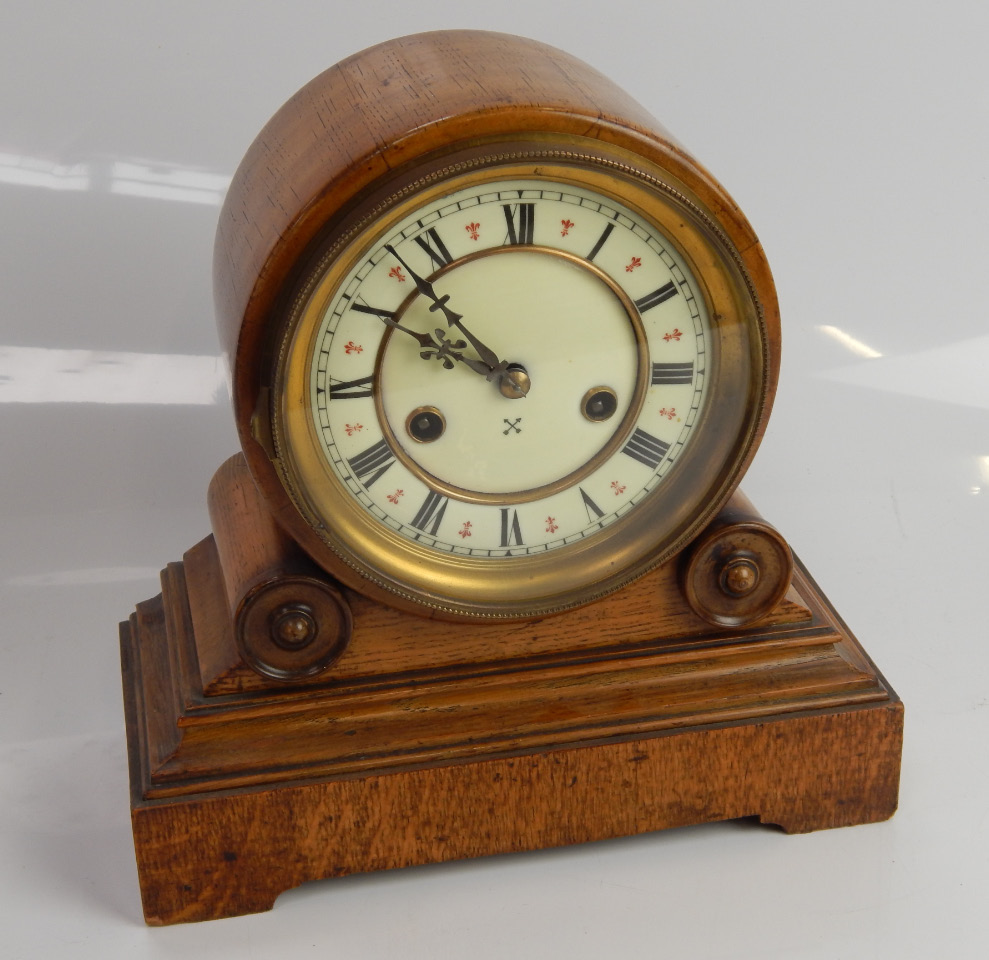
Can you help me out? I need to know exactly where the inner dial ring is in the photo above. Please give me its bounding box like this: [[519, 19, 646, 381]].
[[374, 246, 649, 505]]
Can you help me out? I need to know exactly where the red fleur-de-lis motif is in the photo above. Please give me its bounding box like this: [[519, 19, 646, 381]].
[[545, 517, 559, 534], [389, 266, 406, 282], [344, 340, 364, 355], [387, 489, 404, 504], [465, 222, 481, 241], [611, 480, 626, 496], [663, 328, 683, 342], [659, 407, 677, 421], [625, 256, 642, 273], [344, 422, 363, 436], [560, 219, 574, 237], [459, 521, 473, 539]]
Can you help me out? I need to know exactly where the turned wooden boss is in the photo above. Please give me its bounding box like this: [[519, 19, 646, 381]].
[[209, 30, 784, 670]]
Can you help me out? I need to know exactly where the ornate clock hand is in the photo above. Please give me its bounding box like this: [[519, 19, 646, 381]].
[[384, 244, 527, 396], [419, 329, 493, 377], [355, 301, 494, 376]]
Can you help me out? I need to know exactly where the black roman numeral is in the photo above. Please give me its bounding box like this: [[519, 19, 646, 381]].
[[351, 302, 396, 321], [499, 508, 524, 547], [579, 487, 605, 523], [586, 223, 614, 261], [414, 228, 454, 268], [622, 428, 670, 470], [347, 439, 395, 488], [634, 281, 678, 312], [410, 490, 449, 536], [503, 203, 535, 245], [328, 375, 374, 399], [651, 361, 694, 385]]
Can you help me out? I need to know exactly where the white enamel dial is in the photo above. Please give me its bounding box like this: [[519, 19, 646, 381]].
[[307, 178, 710, 557]]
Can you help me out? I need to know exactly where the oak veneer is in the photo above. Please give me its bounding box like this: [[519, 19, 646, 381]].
[[121, 492, 901, 923]]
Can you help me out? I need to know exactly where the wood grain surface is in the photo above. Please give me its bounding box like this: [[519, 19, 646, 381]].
[[121, 540, 901, 923]]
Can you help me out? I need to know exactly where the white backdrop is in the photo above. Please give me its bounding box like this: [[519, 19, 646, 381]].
[[2, 2, 987, 957]]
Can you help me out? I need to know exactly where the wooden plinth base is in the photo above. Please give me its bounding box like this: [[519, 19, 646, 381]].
[[120, 543, 901, 925]]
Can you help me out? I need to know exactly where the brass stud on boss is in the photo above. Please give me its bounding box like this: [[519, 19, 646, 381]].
[[720, 555, 760, 597], [270, 604, 318, 650]]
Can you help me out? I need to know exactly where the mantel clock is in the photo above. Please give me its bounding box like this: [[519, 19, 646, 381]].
[[119, 31, 902, 924]]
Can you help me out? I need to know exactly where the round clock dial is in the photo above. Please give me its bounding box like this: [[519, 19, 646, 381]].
[[307, 178, 704, 555], [270, 152, 765, 619]]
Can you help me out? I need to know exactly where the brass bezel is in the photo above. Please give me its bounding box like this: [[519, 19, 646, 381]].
[[270, 140, 768, 620]]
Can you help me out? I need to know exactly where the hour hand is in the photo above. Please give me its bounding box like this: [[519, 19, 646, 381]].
[[352, 302, 439, 350], [351, 302, 490, 376]]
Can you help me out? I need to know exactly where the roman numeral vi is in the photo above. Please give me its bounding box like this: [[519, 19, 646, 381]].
[[499, 508, 524, 547]]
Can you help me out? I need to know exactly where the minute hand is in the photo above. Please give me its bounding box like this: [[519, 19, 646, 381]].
[[384, 244, 507, 379]]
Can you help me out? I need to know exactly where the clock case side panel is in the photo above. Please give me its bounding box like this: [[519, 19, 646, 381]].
[[212, 30, 782, 605]]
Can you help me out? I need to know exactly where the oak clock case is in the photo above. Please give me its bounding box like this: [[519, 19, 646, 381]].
[[265, 150, 768, 620], [119, 30, 902, 926]]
